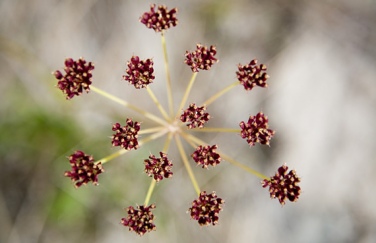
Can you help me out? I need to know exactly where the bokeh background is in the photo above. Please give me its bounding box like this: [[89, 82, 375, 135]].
[[1, 0, 376, 242]]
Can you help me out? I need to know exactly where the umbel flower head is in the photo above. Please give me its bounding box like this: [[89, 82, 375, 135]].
[[144, 152, 173, 182], [239, 112, 275, 146], [123, 56, 155, 89], [185, 44, 218, 72], [54, 3, 302, 236], [64, 150, 104, 188], [140, 4, 178, 32], [262, 164, 301, 205], [111, 118, 141, 150], [191, 145, 221, 169], [180, 103, 210, 129], [237, 59, 269, 91], [189, 191, 224, 226], [54, 57, 94, 99], [121, 204, 157, 236]]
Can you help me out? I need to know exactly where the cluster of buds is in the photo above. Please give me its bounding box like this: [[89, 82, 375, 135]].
[[54, 58, 94, 99], [64, 150, 104, 188], [240, 112, 275, 147], [180, 103, 210, 129], [262, 164, 301, 205], [140, 4, 178, 32], [144, 152, 173, 181], [189, 191, 224, 226], [185, 44, 218, 72], [123, 56, 155, 89], [191, 145, 221, 168], [237, 59, 269, 91], [121, 204, 157, 235], [111, 118, 141, 150], [54, 3, 302, 237]]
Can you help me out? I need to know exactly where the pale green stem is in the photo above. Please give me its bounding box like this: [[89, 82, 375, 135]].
[[90, 86, 167, 126], [175, 134, 201, 195], [161, 34, 174, 118], [203, 81, 239, 106], [181, 132, 268, 180], [144, 179, 157, 206], [138, 126, 165, 134], [96, 129, 168, 164], [146, 86, 170, 121], [144, 132, 173, 205], [187, 127, 240, 133], [176, 72, 198, 117]]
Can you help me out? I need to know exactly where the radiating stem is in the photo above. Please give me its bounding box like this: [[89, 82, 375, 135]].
[[161, 34, 174, 118], [146, 86, 170, 121], [203, 81, 238, 106], [182, 132, 268, 180], [176, 72, 198, 117], [138, 126, 164, 134], [90, 86, 168, 126], [96, 129, 168, 164], [187, 127, 240, 133], [175, 134, 201, 195], [144, 179, 156, 205]]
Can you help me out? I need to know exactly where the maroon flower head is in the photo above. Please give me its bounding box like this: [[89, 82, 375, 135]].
[[121, 204, 156, 236], [111, 118, 141, 150], [123, 56, 155, 89], [189, 191, 224, 226], [144, 152, 173, 182], [239, 112, 275, 146], [54, 57, 94, 99], [185, 44, 218, 72], [262, 164, 301, 205], [237, 59, 269, 91], [64, 150, 104, 188], [180, 103, 210, 129], [140, 4, 178, 32], [191, 145, 221, 168]]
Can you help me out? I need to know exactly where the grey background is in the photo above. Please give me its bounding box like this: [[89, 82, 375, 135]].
[[1, 0, 375, 242]]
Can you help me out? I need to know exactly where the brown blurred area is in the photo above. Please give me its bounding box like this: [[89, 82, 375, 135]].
[[1, 0, 376, 242]]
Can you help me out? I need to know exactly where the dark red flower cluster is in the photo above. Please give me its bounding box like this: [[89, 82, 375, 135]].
[[123, 56, 155, 89], [184, 44, 218, 72], [121, 204, 156, 236], [64, 150, 104, 188], [189, 191, 224, 226], [54, 57, 94, 99], [191, 145, 221, 168], [111, 118, 141, 150], [140, 4, 178, 32], [180, 103, 210, 129], [239, 112, 275, 146], [261, 164, 301, 205], [236, 59, 269, 91], [144, 152, 173, 182]]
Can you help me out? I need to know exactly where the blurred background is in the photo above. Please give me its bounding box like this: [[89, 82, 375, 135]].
[[1, 0, 376, 242]]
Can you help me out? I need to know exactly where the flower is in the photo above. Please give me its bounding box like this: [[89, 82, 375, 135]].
[[64, 150, 104, 188], [180, 103, 210, 129], [239, 112, 275, 146], [121, 204, 157, 235], [144, 152, 173, 181], [236, 59, 269, 91], [111, 118, 141, 150], [261, 164, 301, 205], [123, 56, 155, 89], [54, 57, 94, 99], [184, 44, 218, 72], [191, 145, 221, 168], [140, 4, 178, 32], [189, 191, 224, 226]]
